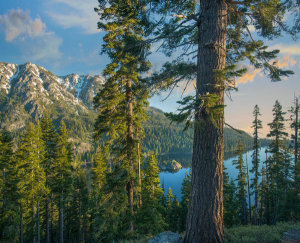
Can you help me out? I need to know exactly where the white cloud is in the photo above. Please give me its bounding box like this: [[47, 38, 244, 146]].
[[0, 9, 46, 41], [47, 0, 100, 34], [0, 9, 63, 62]]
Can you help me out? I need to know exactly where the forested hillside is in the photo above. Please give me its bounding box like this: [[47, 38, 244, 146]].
[[143, 107, 259, 155], [0, 62, 257, 159]]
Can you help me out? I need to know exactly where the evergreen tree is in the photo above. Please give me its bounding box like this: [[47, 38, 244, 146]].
[[180, 171, 191, 231], [94, 0, 151, 235], [0, 129, 19, 242], [90, 147, 108, 241], [40, 111, 57, 243], [289, 97, 300, 219], [145, 1, 296, 241], [223, 166, 239, 227], [267, 100, 290, 224], [50, 121, 73, 243], [137, 156, 165, 235], [16, 122, 47, 243], [250, 105, 262, 225], [66, 161, 89, 243], [290, 97, 300, 168], [233, 141, 248, 225]]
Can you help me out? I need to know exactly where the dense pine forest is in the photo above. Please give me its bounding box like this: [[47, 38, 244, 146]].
[[0, 98, 299, 242]]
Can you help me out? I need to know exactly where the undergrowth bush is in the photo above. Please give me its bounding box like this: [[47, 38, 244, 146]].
[[225, 222, 300, 243]]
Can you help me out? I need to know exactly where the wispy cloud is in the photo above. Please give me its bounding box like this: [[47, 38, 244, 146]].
[[272, 43, 300, 56], [237, 66, 261, 84], [237, 54, 296, 84], [47, 0, 100, 34], [0, 9, 46, 41], [0, 9, 62, 61], [274, 54, 296, 68]]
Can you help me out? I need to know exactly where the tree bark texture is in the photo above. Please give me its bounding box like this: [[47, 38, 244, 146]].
[[184, 1, 227, 242]]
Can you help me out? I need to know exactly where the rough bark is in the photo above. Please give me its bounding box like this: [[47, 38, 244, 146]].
[[184, 1, 227, 242], [126, 78, 134, 232]]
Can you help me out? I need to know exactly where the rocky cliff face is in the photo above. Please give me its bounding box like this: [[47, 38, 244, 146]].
[[0, 62, 104, 132]]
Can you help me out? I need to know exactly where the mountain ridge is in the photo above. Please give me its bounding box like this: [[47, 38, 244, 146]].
[[0, 61, 255, 157]]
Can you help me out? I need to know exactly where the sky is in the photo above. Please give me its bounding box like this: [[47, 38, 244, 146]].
[[0, 0, 300, 138]]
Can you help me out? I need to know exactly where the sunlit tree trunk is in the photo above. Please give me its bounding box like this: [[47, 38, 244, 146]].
[[184, 1, 227, 242]]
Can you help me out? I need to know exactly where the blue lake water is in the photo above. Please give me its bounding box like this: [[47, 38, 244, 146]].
[[159, 147, 268, 201]]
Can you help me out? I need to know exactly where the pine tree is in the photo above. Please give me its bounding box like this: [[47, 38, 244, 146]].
[[16, 122, 47, 243], [250, 105, 262, 225], [289, 97, 300, 219], [145, 1, 296, 241], [233, 141, 248, 225], [66, 161, 89, 243], [40, 111, 57, 243], [90, 147, 108, 241], [94, 0, 151, 235], [50, 121, 73, 243], [0, 129, 19, 242], [180, 171, 191, 231], [267, 100, 289, 224], [223, 165, 239, 227], [137, 156, 166, 235], [290, 97, 300, 168]]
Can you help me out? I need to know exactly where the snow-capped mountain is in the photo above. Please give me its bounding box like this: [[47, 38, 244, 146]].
[[0, 62, 104, 133]]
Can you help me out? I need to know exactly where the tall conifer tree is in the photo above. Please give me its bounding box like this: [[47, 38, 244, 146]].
[[90, 147, 107, 241], [267, 100, 289, 224], [138, 156, 165, 235], [0, 129, 19, 242], [50, 121, 73, 243], [94, 0, 151, 234], [16, 122, 47, 243], [40, 111, 56, 243], [223, 165, 239, 227], [233, 141, 248, 225], [145, 1, 297, 241], [250, 105, 262, 224]]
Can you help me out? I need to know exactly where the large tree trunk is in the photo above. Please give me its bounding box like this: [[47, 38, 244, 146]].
[[184, 1, 227, 242], [126, 78, 134, 232]]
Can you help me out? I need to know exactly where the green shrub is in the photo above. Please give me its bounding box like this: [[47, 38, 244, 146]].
[[225, 222, 300, 243]]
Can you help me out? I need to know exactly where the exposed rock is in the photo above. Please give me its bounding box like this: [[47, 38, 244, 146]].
[[148, 232, 183, 243], [170, 160, 182, 171], [281, 228, 300, 243]]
